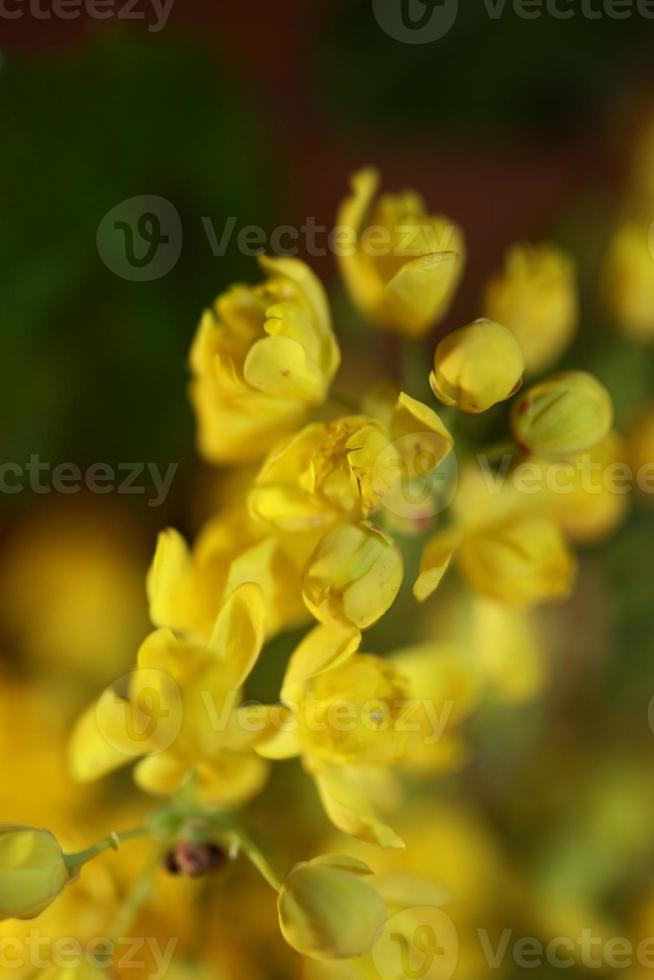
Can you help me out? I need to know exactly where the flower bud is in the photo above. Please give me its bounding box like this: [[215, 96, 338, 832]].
[[0, 826, 71, 920], [510, 371, 613, 459], [430, 319, 524, 413], [278, 856, 386, 959], [302, 522, 403, 630], [337, 168, 464, 337], [484, 243, 578, 373]]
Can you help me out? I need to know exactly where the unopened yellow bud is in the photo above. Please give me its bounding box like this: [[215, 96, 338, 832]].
[[484, 243, 578, 373], [278, 856, 386, 959], [302, 523, 403, 630], [0, 826, 71, 920], [430, 319, 524, 413], [337, 168, 464, 337], [511, 371, 613, 458]]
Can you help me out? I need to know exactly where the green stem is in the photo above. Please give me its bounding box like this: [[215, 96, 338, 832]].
[[110, 847, 162, 942], [235, 830, 282, 892], [64, 827, 149, 871]]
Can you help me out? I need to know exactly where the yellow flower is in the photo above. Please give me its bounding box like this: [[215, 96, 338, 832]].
[[484, 243, 578, 373], [605, 221, 654, 341], [337, 168, 464, 337], [278, 856, 386, 960], [414, 463, 576, 606], [257, 624, 408, 847], [390, 643, 482, 775], [430, 319, 524, 413], [249, 393, 453, 533], [543, 433, 630, 543], [190, 256, 340, 463], [70, 584, 269, 808], [302, 522, 403, 630], [511, 371, 613, 459], [147, 506, 307, 642], [0, 826, 71, 920]]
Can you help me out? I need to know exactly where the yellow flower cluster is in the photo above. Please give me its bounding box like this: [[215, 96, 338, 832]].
[[1, 168, 626, 969]]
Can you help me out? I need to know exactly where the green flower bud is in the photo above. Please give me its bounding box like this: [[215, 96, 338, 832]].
[[0, 825, 71, 920], [510, 371, 613, 458]]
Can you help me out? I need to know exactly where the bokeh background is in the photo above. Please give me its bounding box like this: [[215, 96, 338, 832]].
[[2, 3, 654, 978]]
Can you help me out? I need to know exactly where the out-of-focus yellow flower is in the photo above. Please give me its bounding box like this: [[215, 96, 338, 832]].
[[0, 507, 145, 684], [337, 168, 464, 338], [257, 624, 408, 847], [430, 319, 524, 413], [147, 506, 307, 642], [626, 406, 654, 504], [511, 371, 613, 459], [302, 522, 403, 630], [390, 643, 481, 774], [190, 256, 340, 463], [544, 433, 630, 543], [471, 597, 546, 702], [0, 826, 71, 920], [484, 243, 578, 373], [414, 463, 576, 605], [70, 584, 269, 807], [605, 221, 654, 341], [278, 856, 387, 960], [249, 393, 453, 533]]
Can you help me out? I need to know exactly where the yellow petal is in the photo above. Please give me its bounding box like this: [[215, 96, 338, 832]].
[[413, 529, 459, 602], [383, 251, 462, 338], [314, 767, 405, 849], [281, 624, 362, 705], [244, 335, 325, 403], [208, 583, 266, 687]]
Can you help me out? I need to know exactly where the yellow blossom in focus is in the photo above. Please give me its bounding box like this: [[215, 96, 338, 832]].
[[337, 168, 464, 337], [605, 221, 654, 341], [484, 243, 578, 373], [0, 826, 71, 920], [511, 370, 613, 459], [430, 319, 524, 413], [257, 624, 408, 847], [303, 522, 403, 630], [190, 256, 340, 462], [147, 506, 307, 642], [249, 393, 452, 533], [70, 583, 269, 807]]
